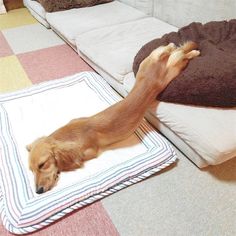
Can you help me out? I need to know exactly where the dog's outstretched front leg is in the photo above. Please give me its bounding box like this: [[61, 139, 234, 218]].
[[165, 41, 200, 83]]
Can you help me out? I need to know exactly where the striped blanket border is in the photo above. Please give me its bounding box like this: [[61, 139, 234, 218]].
[[0, 72, 177, 234]]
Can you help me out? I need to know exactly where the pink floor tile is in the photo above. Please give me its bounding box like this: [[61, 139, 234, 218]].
[[0, 202, 119, 236], [0, 32, 13, 57], [17, 44, 94, 83]]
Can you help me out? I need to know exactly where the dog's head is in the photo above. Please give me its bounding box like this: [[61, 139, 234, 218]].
[[26, 137, 60, 194], [27, 137, 82, 194]]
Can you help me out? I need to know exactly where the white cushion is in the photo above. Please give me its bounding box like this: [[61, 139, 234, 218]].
[[123, 71, 136, 93], [155, 104, 236, 166], [24, 0, 50, 28], [124, 74, 236, 167], [0, 72, 176, 234], [0, 0, 6, 14], [76, 17, 177, 82], [46, 1, 147, 47], [79, 52, 129, 96]]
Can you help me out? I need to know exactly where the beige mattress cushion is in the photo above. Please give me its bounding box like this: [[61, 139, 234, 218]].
[[124, 74, 236, 166], [76, 17, 177, 82], [24, 0, 50, 28], [46, 1, 147, 46]]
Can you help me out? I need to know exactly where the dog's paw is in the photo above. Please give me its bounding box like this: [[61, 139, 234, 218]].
[[162, 41, 200, 86], [185, 49, 200, 59], [167, 41, 200, 68], [150, 43, 177, 61]]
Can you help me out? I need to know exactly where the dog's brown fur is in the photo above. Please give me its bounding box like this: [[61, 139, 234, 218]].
[[27, 42, 200, 194]]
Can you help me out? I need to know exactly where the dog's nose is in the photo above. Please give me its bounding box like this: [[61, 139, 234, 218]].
[[36, 186, 44, 194]]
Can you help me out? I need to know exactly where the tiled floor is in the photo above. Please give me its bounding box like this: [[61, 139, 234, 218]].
[[0, 8, 37, 30], [0, 55, 31, 92], [0, 32, 13, 57], [18, 44, 93, 83], [2, 23, 64, 54]]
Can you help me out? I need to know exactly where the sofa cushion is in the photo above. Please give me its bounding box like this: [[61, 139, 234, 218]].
[[76, 17, 177, 82], [24, 0, 50, 28], [124, 73, 236, 167], [46, 1, 147, 47], [152, 103, 236, 166], [37, 0, 113, 13]]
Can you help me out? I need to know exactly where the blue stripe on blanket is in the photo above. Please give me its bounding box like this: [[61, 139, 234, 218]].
[[0, 72, 177, 234]]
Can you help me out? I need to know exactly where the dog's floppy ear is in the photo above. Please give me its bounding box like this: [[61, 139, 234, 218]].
[[26, 136, 47, 152], [53, 141, 83, 171], [26, 143, 33, 152]]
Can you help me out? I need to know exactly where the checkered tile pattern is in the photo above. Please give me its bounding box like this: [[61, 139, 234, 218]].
[[0, 8, 93, 94]]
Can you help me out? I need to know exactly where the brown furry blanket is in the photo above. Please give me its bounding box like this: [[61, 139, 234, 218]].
[[35, 0, 113, 12], [133, 19, 236, 107]]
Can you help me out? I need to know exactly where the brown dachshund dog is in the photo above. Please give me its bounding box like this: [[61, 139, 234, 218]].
[[27, 42, 200, 194]]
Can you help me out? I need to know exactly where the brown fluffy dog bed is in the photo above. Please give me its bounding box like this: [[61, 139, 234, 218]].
[[133, 19, 236, 107]]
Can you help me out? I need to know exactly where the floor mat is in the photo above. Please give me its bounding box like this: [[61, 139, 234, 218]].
[[0, 72, 176, 234]]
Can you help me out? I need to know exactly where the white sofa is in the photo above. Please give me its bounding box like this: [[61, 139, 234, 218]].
[[23, 0, 236, 168]]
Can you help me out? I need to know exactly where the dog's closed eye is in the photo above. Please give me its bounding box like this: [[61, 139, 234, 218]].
[[38, 162, 45, 169], [38, 160, 51, 170]]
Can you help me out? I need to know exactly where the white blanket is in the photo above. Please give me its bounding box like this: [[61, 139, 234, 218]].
[[0, 0, 6, 14], [0, 72, 176, 234]]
